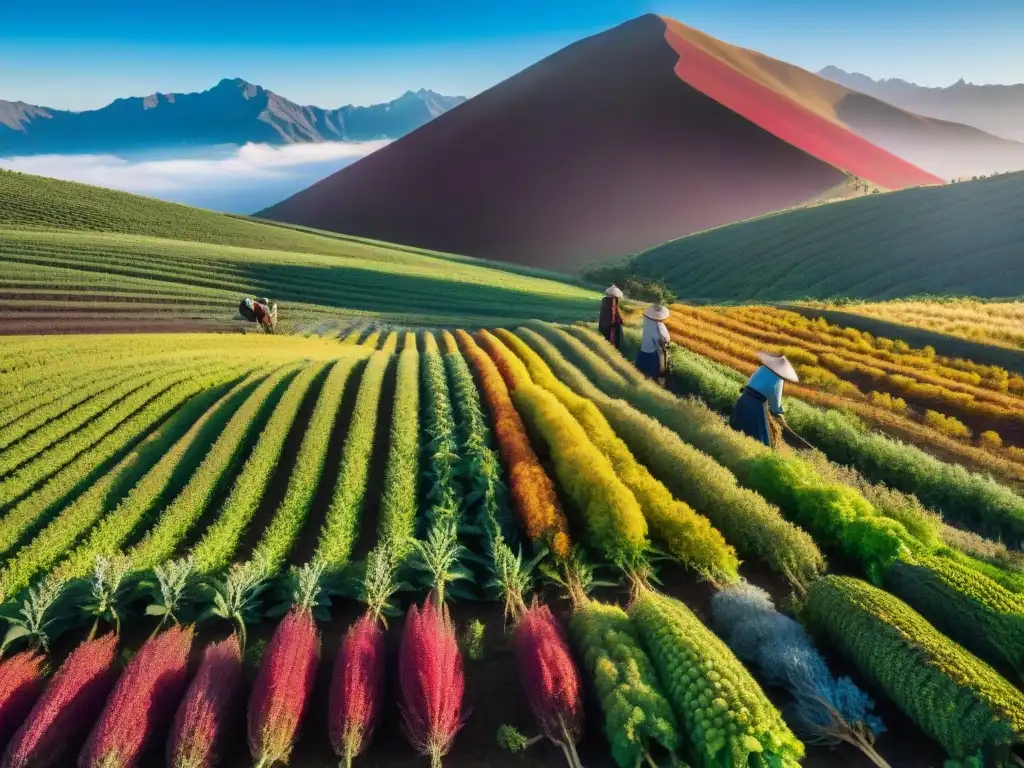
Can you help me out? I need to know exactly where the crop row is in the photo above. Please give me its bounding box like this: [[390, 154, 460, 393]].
[[0, 361, 243, 563], [4, 328, 1024, 767], [376, 334, 420, 553], [455, 330, 571, 558], [522, 323, 825, 585], [0, 365, 142, 451], [0, 370, 265, 601], [248, 359, 358, 574], [314, 351, 389, 571], [494, 328, 739, 582], [125, 366, 302, 574], [665, 309, 1022, 456], [656, 336, 1024, 548], [724, 305, 1024, 395], [440, 330, 517, 553], [420, 333, 463, 532], [190, 365, 324, 575], [660, 311, 1023, 478], [674, 305, 1024, 435]]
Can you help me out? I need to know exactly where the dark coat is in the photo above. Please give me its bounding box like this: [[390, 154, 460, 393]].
[[730, 387, 774, 448], [599, 296, 623, 348]]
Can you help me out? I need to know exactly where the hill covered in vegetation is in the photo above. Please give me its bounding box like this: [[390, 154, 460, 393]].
[[628, 171, 1024, 302], [0, 170, 597, 333]]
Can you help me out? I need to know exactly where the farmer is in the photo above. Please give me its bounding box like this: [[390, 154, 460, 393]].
[[238, 296, 278, 331], [598, 285, 624, 349], [635, 304, 670, 385], [730, 352, 800, 449]]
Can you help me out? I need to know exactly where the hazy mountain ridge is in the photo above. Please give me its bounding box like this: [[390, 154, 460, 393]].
[[819, 66, 1024, 144], [0, 78, 466, 155]]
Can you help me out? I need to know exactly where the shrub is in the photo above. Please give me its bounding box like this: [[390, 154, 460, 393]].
[[805, 575, 1024, 763], [980, 430, 1004, 450], [924, 410, 972, 440], [868, 390, 908, 414], [462, 620, 486, 662]]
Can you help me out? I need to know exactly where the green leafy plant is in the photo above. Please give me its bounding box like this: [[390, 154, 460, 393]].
[[462, 619, 486, 661]]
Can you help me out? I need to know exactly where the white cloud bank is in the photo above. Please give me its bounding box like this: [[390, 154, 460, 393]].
[[0, 140, 390, 213]]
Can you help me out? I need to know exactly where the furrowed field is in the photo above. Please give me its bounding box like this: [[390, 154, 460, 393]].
[[0, 170, 598, 333], [654, 303, 1024, 487], [806, 298, 1024, 354], [4, 320, 1024, 768]]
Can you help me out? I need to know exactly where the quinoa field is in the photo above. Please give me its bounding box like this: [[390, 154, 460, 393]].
[[3, 320, 1024, 768], [4, 172, 1024, 768]]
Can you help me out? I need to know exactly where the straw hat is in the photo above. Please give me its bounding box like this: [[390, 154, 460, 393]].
[[605, 285, 624, 298], [756, 351, 799, 383], [643, 305, 670, 321]]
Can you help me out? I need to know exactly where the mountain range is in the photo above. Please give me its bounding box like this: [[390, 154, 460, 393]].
[[258, 14, 1024, 269], [820, 66, 1024, 144], [0, 80, 466, 155]]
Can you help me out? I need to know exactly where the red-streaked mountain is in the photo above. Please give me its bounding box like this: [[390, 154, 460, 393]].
[[662, 21, 1024, 182], [0, 80, 465, 155], [258, 15, 947, 269]]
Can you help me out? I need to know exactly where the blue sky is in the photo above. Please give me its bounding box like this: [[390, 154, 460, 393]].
[[1, 0, 1021, 110]]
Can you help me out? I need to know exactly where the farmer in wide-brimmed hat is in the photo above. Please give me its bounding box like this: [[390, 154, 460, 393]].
[[730, 352, 799, 449], [635, 304, 671, 384], [598, 285, 625, 349]]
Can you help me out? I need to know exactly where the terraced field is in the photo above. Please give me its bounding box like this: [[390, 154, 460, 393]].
[[655, 303, 1024, 488], [0, 170, 598, 333], [813, 299, 1024, 352], [5, 325, 1024, 768]]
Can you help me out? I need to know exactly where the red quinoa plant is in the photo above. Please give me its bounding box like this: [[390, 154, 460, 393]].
[[0, 577, 70, 750], [166, 634, 243, 768], [399, 520, 468, 768], [78, 623, 194, 768], [0, 651, 46, 748], [166, 560, 269, 768], [247, 561, 324, 768], [2, 633, 118, 768], [492, 539, 584, 768], [328, 544, 399, 767]]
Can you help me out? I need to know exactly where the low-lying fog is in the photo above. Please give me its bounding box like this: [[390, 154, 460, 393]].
[[0, 140, 390, 213]]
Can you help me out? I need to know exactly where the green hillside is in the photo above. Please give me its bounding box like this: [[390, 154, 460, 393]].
[[0, 170, 597, 330], [628, 172, 1024, 302]]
